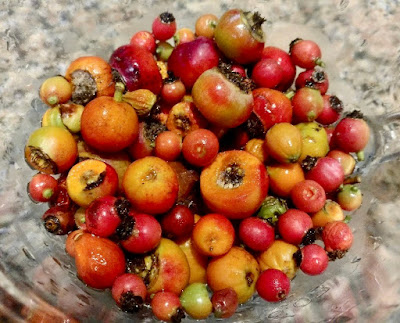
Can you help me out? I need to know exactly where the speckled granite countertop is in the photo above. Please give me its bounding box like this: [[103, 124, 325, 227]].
[[1, 1, 400, 322]]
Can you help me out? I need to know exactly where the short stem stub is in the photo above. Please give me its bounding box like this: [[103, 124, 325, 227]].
[[114, 82, 125, 102]]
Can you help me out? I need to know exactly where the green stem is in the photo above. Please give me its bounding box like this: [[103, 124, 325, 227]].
[[114, 82, 125, 102], [356, 150, 365, 161], [285, 90, 295, 100]]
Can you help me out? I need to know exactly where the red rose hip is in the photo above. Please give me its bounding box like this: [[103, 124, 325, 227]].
[[256, 269, 291, 302]]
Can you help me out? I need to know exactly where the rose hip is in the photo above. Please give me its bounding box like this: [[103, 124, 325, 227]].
[[211, 288, 239, 319], [42, 206, 75, 235], [151, 291, 185, 322], [130, 30, 156, 53], [290, 180, 326, 213], [327, 150, 356, 176], [333, 110, 370, 160], [290, 39, 323, 69], [239, 217, 275, 251], [152, 12, 177, 41], [195, 14, 218, 39], [295, 68, 329, 95], [120, 212, 162, 254], [161, 205, 195, 240], [337, 184, 363, 211], [182, 128, 219, 167], [85, 196, 121, 238], [316, 95, 343, 125], [154, 131, 182, 161], [256, 269, 291, 302], [298, 244, 329, 275], [261, 46, 296, 91], [277, 209, 314, 245], [251, 58, 283, 89], [306, 157, 344, 193], [111, 273, 147, 313], [28, 173, 58, 203], [322, 221, 353, 259], [292, 87, 324, 122]]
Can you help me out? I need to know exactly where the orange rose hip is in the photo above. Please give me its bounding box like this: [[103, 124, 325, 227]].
[[192, 213, 235, 257], [65, 56, 115, 104], [66, 159, 119, 208], [122, 156, 179, 214], [200, 150, 269, 219], [80, 89, 139, 153]]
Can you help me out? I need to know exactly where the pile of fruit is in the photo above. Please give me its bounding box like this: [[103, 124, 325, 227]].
[[25, 8, 370, 321]]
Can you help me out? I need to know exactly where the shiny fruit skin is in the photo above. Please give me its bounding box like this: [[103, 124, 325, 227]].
[[192, 67, 253, 128], [85, 196, 120, 238], [262, 46, 296, 91], [251, 58, 283, 89], [111, 273, 147, 312], [327, 150, 356, 176], [109, 45, 162, 94], [152, 13, 177, 41], [25, 126, 78, 175], [65, 229, 85, 258], [211, 288, 239, 319], [168, 37, 220, 89], [322, 221, 353, 253], [122, 156, 179, 214], [166, 101, 208, 137], [277, 209, 313, 245], [311, 200, 344, 228], [66, 159, 118, 208], [174, 28, 196, 46], [239, 217, 275, 252], [182, 129, 219, 167], [147, 238, 190, 296], [161, 79, 186, 105], [306, 157, 344, 193], [151, 291, 184, 322], [267, 163, 305, 197], [81, 96, 139, 153], [200, 150, 269, 219], [337, 184, 362, 211], [195, 14, 218, 39], [39, 76, 72, 107], [65, 56, 115, 98], [214, 9, 264, 64], [207, 246, 260, 304], [74, 233, 125, 289], [290, 39, 322, 69], [252, 88, 293, 131], [292, 87, 324, 122], [177, 235, 208, 284], [77, 140, 131, 193], [333, 116, 370, 154], [28, 173, 58, 203], [121, 212, 162, 254], [192, 213, 235, 257], [161, 205, 195, 241], [180, 283, 213, 320], [130, 30, 156, 53], [296, 122, 329, 161], [245, 138, 268, 163], [257, 240, 298, 279], [154, 130, 182, 161], [128, 122, 155, 160], [265, 123, 302, 163], [299, 244, 329, 276], [256, 269, 290, 302], [290, 180, 326, 213], [295, 68, 329, 95], [317, 95, 343, 125]]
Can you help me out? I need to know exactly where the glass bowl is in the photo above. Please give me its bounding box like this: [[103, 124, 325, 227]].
[[1, 0, 400, 322]]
